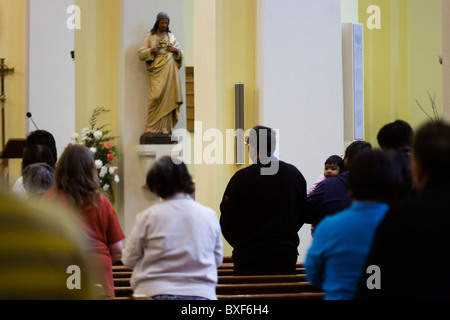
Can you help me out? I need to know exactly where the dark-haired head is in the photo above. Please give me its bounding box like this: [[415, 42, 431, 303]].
[[146, 156, 194, 199], [344, 140, 372, 169], [26, 130, 57, 163], [377, 120, 413, 155], [22, 144, 56, 173], [348, 150, 403, 204], [325, 155, 345, 173], [411, 121, 450, 190], [247, 125, 276, 162]]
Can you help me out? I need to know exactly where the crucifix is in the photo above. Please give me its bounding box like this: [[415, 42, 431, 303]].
[[0, 58, 15, 150]]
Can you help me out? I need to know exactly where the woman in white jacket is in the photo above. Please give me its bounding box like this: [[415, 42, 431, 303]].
[[122, 156, 223, 300]]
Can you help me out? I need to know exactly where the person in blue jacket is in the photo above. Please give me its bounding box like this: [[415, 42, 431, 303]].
[[305, 150, 403, 300]]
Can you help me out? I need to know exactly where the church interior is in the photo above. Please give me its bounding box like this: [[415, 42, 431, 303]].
[[0, 0, 449, 301]]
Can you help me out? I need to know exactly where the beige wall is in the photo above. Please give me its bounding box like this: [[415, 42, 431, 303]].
[[0, 0, 27, 187], [407, 0, 443, 128], [443, 0, 450, 121], [193, 0, 257, 256], [74, 0, 120, 212], [359, 0, 443, 145], [74, 0, 119, 136]]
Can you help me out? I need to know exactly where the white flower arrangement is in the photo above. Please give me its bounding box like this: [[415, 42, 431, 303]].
[[71, 107, 119, 204]]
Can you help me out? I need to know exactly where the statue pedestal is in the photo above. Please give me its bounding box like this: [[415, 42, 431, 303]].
[[139, 132, 178, 145]]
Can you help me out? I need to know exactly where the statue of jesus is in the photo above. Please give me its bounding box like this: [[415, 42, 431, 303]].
[[138, 12, 183, 135]]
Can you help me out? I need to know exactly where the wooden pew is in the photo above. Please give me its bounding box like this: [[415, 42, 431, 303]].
[[218, 274, 307, 284], [113, 274, 312, 293], [216, 262, 323, 300], [218, 268, 305, 276], [222, 256, 234, 263], [114, 285, 324, 300], [217, 292, 325, 300], [216, 282, 321, 295], [114, 291, 325, 300], [114, 287, 134, 298], [112, 258, 324, 300]]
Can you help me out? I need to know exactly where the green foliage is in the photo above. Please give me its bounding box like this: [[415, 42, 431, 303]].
[[71, 107, 119, 204]]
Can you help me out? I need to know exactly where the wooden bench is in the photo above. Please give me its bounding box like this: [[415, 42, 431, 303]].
[[216, 264, 324, 300], [216, 282, 321, 295], [112, 258, 323, 300], [218, 274, 307, 284], [217, 292, 325, 300], [114, 287, 134, 298], [217, 261, 305, 276], [114, 285, 324, 300]]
